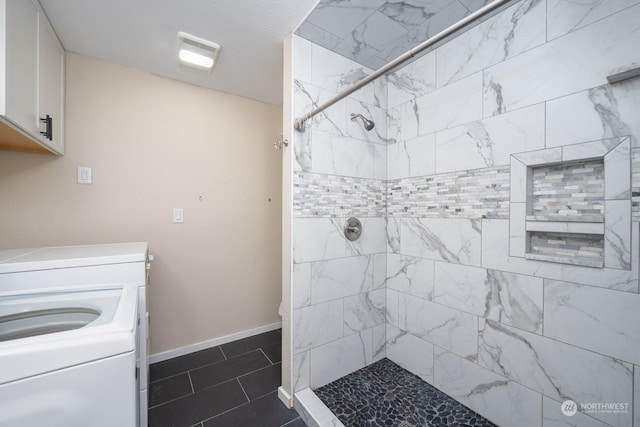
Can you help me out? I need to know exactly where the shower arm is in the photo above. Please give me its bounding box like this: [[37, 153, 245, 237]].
[[293, 0, 512, 132]]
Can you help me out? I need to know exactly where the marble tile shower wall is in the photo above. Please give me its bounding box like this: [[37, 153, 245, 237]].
[[291, 36, 389, 393], [291, 1, 640, 426], [383, 1, 640, 427]]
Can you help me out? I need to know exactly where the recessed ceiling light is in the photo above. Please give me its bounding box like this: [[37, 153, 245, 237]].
[[177, 31, 221, 72]]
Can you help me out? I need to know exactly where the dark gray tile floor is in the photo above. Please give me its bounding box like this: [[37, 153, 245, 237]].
[[148, 329, 303, 427]]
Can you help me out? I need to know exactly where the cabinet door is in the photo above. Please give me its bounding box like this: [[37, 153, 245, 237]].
[[37, 13, 64, 154], [4, 0, 39, 136]]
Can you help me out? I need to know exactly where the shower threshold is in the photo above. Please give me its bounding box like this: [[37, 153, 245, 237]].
[[314, 358, 497, 427]]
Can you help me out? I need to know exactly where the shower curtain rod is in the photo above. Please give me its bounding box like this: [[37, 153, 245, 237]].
[[293, 0, 511, 132]]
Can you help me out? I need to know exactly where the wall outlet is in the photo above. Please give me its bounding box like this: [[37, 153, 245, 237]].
[[77, 167, 92, 184], [173, 208, 184, 223]]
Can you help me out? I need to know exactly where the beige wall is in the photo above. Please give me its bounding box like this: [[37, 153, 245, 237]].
[[0, 53, 283, 354]]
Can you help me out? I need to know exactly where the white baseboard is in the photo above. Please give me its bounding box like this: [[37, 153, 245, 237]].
[[149, 321, 282, 364], [278, 386, 293, 408]]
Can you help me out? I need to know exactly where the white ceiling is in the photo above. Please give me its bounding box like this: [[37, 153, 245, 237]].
[[39, 0, 319, 105]]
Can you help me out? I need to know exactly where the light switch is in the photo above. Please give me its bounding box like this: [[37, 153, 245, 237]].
[[173, 208, 184, 223], [77, 167, 92, 184]]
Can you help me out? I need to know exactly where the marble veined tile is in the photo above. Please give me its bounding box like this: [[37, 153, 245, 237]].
[[294, 80, 346, 136], [309, 329, 373, 388], [346, 217, 387, 257], [546, 80, 640, 148], [434, 262, 543, 333], [309, 37, 385, 108], [293, 351, 310, 392], [435, 103, 545, 173], [354, 11, 407, 50], [400, 218, 482, 266], [293, 35, 312, 84], [305, 0, 387, 39], [387, 99, 419, 145], [293, 125, 311, 172], [544, 280, 640, 365], [296, 21, 341, 52], [379, 0, 454, 31], [478, 319, 633, 426], [417, 72, 483, 136], [293, 218, 346, 263], [386, 324, 434, 383], [481, 219, 639, 292], [311, 43, 370, 99], [293, 300, 344, 353], [436, 0, 545, 87], [373, 253, 387, 289], [345, 98, 388, 145], [604, 200, 632, 270], [375, 0, 469, 65], [387, 133, 436, 179], [333, 33, 379, 70], [344, 289, 386, 333], [547, 0, 640, 41], [605, 138, 631, 200], [542, 396, 607, 427], [386, 217, 402, 254], [386, 289, 400, 327], [386, 253, 435, 300], [560, 137, 625, 162], [372, 324, 386, 362], [399, 293, 478, 359], [484, 4, 640, 117], [387, 51, 436, 109], [293, 262, 312, 309], [295, 388, 345, 427], [434, 347, 542, 427], [459, 0, 491, 11], [311, 255, 374, 304], [311, 130, 376, 179], [509, 202, 526, 258]]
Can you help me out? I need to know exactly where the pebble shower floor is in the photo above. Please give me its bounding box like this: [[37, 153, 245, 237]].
[[315, 358, 497, 427]]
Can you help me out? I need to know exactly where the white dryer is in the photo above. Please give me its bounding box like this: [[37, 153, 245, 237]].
[[0, 283, 139, 427], [0, 243, 150, 427]]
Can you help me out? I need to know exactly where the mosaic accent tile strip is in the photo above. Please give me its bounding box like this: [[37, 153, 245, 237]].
[[386, 167, 510, 219], [315, 358, 497, 427], [531, 160, 604, 219], [529, 231, 604, 262], [295, 148, 640, 221], [632, 148, 640, 220], [293, 171, 386, 218]]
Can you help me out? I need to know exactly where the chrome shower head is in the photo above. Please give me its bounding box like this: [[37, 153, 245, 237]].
[[350, 113, 375, 131]]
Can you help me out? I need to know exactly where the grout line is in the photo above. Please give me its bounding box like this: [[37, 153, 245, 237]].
[[237, 378, 251, 402], [280, 417, 303, 427], [188, 371, 195, 394], [148, 388, 194, 410], [197, 391, 279, 425], [219, 346, 228, 360], [237, 362, 282, 382], [260, 347, 275, 365]]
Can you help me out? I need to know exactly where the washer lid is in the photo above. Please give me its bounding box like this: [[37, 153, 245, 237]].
[[0, 283, 138, 385], [0, 242, 148, 273]]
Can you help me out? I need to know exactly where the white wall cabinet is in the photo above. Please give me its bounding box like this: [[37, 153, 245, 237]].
[[0, 0, 64, 155]]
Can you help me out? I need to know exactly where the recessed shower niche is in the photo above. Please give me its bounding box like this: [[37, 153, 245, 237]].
[[509, 137, 632, 269]]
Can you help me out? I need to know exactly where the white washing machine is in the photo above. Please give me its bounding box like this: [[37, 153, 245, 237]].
[[0, 243, 150, 426], [0, 283, 139, 427]]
